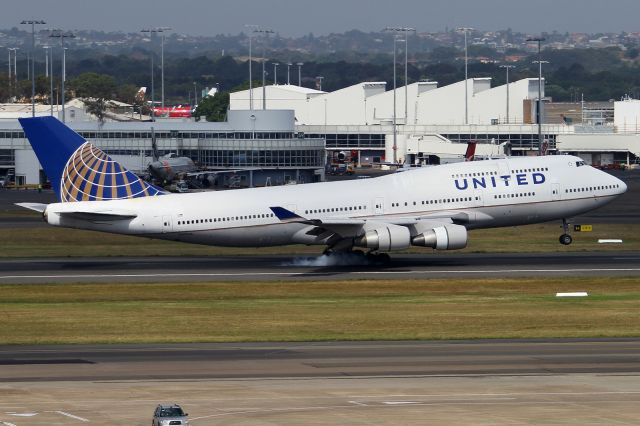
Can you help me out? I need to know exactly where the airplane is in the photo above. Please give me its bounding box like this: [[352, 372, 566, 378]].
[[17, 116, 627, 262], [146, 128, 198, 183], [152, 105, 193, 118]]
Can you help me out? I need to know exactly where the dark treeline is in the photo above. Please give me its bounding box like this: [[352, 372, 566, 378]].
[[2, 46, 640, 104]]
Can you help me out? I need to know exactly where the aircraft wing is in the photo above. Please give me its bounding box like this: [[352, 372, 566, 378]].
[[269, 206, 471, 241]]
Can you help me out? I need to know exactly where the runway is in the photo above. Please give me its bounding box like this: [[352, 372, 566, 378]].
[[0, 252, 639, 283], [1, 340, 640, 424], [2, 339, 640, 382]]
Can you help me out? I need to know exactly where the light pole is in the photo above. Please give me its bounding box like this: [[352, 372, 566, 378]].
[[43, 46, 49, 77], [49, 30, 74, 123], [393, 36, 400, 163], [287, 62, 292, 85], [316, 75, 324, 91], [384, 27, 415, 122], [499, 65, 515, 123], [8, 48, 18, 99], [141, 27, 172, 112], [244, 24, 259, 110], [252, 28, 274, 110], [273, 63, 279, 85], [297, 62, 303, 86], [527, 37, 546, 156], [533, 59, 548, 154], [193, 81, 197, 107], [46, 46, 53, 116], [21, 20, 46, 117], [457, 27, 474, 124]]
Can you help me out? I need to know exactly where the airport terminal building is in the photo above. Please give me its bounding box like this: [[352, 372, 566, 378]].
[[230, 80, 640, 167], [0, 109, 326, 187]]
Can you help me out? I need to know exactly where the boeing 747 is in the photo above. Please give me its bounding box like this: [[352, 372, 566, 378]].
[[17, 117, 627, 261]]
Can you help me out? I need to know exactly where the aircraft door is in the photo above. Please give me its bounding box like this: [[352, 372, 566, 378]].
[[374, 198, 384, 215], [474, 191, 484, 207], [162, 215, 173, 233], [551, 183, 560, 201]]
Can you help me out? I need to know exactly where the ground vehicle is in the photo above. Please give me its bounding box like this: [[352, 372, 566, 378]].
[[152, 404, 189, 426]]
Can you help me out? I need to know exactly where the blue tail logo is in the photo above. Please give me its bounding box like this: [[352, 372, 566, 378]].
[[19, 116, 165, 202]]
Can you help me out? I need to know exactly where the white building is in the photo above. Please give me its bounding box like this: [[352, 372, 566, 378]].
[[230, 78, 639, 166], [230, 78, 543, 127]]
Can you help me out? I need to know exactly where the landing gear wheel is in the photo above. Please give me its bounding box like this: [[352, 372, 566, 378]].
[[352, 250, 366, 257], [366, 252, 391, 265], [559, 234, 573, 245]]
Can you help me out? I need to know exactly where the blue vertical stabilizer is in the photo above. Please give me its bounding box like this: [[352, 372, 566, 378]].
[[19, 116, 165, 202]]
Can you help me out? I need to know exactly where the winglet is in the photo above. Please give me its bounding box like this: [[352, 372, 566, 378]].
[[269, 206, 305, 222]]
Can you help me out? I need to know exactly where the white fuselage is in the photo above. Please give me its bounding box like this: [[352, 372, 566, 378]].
[[44, 155, 627, 249]]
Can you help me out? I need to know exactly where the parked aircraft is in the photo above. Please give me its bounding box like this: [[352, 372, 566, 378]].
[[146, 128, 197, 183], [17, 117, 627, 261]]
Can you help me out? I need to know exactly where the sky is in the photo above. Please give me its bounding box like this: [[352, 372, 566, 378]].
[[2, 0, 640, 37]]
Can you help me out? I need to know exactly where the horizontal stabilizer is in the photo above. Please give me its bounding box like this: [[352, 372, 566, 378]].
[[15, 202, 47, 213], [58, 210, 137, 222]]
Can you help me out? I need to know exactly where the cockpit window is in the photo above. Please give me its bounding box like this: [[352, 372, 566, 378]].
[[576, 161, 586, 167]]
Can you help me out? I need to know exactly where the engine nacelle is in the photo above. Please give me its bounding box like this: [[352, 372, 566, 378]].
[[354, 224, 411, 252], [411, 224, 468, 250]]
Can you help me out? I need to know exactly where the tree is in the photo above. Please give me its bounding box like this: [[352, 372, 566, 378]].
[[68, 72, 116, 99], [115, 84, 139, 104], [84, 98, 108, 124], [194, 91, 229, 122]]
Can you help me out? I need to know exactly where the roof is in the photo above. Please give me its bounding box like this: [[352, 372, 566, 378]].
[[266, 84, 325, 95]]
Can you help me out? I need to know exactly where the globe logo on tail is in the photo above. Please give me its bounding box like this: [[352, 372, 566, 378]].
[[60, 142, 165, 202]]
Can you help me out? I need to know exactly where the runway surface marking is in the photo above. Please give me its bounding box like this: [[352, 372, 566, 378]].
[[53, 411, 90, 422], [186, 393, 640, 422], [1, 267, 640, 280]]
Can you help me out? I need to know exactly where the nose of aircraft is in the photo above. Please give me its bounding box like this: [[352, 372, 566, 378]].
[[618, 178, 628, 194]]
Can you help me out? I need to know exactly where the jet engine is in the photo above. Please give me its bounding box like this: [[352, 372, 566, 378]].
[[354, 224, 411, 252], [411, 224, 468, 250]]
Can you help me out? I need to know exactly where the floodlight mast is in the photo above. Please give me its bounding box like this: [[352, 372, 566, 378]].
[[499, 65, 515, 123], [7, 48, 19, 99], [297, 62, 304, 86], [21, 20, 46, 117], [252, 28, 274, 110], [141, 27, 172, 111], [244, 24, 259, 110], [384, 26, 414, 123], [527, 37, 546, 155], [456, 27, 474, 124], [49, 30, 75, 123]]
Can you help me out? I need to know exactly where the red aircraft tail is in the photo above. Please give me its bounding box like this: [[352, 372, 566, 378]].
[[464, 142, 477, 161]]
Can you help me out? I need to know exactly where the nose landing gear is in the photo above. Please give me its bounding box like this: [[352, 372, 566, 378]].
[[559, 218, 573, 245]]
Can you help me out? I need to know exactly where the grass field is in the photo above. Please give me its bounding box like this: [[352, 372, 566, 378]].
[[1, 221, 638, 257], [1, 278, 639, 344]]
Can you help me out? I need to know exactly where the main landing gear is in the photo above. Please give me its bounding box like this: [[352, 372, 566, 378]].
[[559, 218, 573, 245], [321, 248, 391, 264]]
